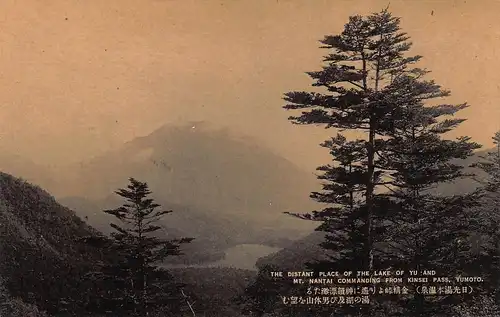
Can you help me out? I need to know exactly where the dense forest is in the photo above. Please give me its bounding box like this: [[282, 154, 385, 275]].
[[2, 8, 500, 317]]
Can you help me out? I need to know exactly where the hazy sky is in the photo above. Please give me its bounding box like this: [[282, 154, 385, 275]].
[[1, 0, 499, 171]]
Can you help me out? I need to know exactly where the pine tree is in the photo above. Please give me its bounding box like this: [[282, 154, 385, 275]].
[[283, 9, 418, 316], [373, 72, 483, 316], [283, 8, 485, 316], [471, 131, 500, 305], [86, 178, 194, 316], [474, 132, 500, 192], [284, 8, 419, 274]]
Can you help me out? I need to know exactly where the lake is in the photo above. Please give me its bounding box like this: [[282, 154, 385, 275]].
[[161, 243, 282, 271]]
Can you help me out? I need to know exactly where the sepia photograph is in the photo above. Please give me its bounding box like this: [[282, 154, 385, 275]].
[[1, 0, 500, 316]]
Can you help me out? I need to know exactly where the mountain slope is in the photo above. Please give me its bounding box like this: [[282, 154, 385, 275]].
[[0, 172, 105, 315], [0, 172, 273, 316], [59, 122, 320, 221], [256, 231, 327, 271], [169, 267, 256, 316]]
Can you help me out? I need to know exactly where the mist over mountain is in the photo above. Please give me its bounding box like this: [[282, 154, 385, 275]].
[[59, 122, 320, 218], [0, 153, 59, 195], [59, 194, 298, 265], [2, 123, 492, 271], [52, 122, 320, 266]]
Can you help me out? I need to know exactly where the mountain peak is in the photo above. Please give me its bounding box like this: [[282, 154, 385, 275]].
[[57, 122, 320, 225]]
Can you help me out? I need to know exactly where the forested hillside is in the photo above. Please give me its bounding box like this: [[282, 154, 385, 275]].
[[0, 172, 261, 316], [0, 172, 104, 315]]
